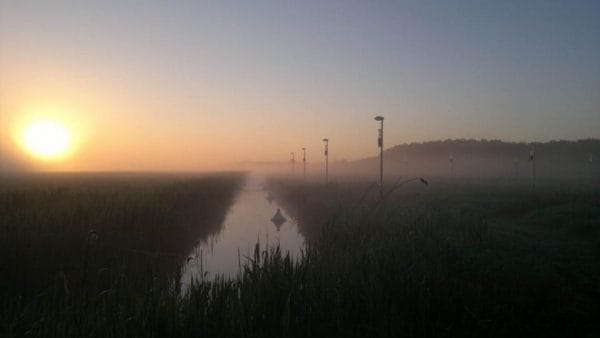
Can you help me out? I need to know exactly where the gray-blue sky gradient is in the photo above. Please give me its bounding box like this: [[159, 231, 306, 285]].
[[1, 0, 599, 168]]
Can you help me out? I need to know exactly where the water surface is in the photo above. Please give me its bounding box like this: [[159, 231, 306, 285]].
[[181, 176, 304, 285]]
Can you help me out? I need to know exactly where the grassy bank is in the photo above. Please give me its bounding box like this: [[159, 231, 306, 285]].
[[264, 179, 600, 337], [2, 175, 599, 337], [0, 172, 244, 336]]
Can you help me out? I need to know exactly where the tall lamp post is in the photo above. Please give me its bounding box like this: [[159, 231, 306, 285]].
[[449, 153, 454, 176], [323, 138, 329, 184], [302, 147, 306, 180], [290, 152, 295, 176], [374, 115, 384, 199]]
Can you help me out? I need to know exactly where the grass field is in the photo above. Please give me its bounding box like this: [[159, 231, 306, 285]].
[[1, 174, 599, 337], [0, 172, 244, 336], [263, 178, 600, 337]]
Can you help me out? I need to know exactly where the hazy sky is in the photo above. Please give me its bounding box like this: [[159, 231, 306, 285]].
[[1, 1, 599, 170]]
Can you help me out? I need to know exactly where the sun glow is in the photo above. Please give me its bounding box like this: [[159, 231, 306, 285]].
[[22, 119, 72, 160]]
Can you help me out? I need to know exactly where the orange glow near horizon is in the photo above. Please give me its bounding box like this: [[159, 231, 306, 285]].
[[1, 2, 600, 172]]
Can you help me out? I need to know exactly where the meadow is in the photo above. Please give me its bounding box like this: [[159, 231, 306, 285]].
[[0, 172, 243, 336], [266, 178, 600, 337], [1, 173, 599, 337]]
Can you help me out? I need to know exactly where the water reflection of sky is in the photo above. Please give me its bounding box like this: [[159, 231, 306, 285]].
[[181, 176, 304, 286]]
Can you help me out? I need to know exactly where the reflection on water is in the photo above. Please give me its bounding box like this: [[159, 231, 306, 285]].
[[181, 176, 304, 286], [270, 208, 287, 230]]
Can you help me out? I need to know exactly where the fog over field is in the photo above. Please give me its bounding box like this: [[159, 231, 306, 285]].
[[1, 1, 599, 337], [233, 139, 600, 182], [2, 2, 600, 172]]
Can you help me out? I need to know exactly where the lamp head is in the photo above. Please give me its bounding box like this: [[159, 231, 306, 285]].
[[323, 138, 328, 142], [374, 116, 384, 121]]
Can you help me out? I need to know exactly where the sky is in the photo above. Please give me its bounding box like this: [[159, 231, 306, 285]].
[[1, 0, 599, 171]]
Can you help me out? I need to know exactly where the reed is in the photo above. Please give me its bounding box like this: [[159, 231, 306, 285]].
[[2, 175, 599, 337]]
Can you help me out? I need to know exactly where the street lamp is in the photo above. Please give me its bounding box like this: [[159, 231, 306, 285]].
[[323, 138, 329, 184], [374, 115, 384, 199], [290, 152, 295, 176], [449, 153, 454, 176], [302, 147, 306, 180]]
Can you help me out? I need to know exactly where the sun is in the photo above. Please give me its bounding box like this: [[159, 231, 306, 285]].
[[22, 119, 72, 160]]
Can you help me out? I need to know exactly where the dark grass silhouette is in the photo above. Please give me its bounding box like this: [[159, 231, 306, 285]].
[[1, 175, 599, 337], [262, 178, 600, 337], [0, 173, 244, 300]]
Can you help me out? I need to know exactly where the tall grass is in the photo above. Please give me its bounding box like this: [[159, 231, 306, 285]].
[[2, 175, 599, 337], [258, 179, 600, 337], [0, 173, 244, 326]]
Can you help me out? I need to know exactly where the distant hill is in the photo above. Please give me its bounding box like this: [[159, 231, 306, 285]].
[[350, 139, 600, 179]]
